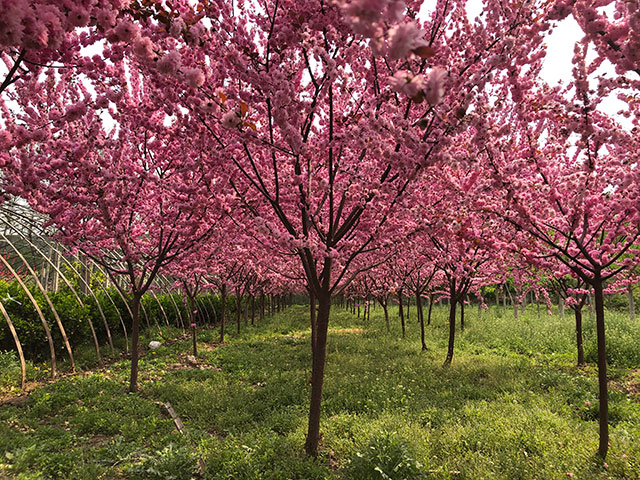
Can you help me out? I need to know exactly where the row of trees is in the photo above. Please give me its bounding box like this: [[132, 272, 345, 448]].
[[1, 0, 639, 459]]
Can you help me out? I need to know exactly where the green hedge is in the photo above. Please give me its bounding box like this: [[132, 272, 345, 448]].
[[0, 280, 237, 361]]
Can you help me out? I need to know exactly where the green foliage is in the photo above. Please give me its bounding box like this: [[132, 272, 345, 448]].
[[344, 430, 424, 480], [125, 443, 200, 480], [0, 304, 639, 479]]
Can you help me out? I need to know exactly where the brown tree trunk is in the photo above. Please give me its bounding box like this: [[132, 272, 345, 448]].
[[592, 278, 609, 459], [219, 285, 226, 343], [417, 292, 426, 351], [382, 300, 389, 332], [309, 289, 317, 358], [251, 295, 255, 325], [444, 294, 457, 365], [192, 323, 197, 356], [243, 294, 249, 327], [398, 291, 405, 338], [129, 293, 142, 392], [236, 290, 242, 334], [305, 292, 331, 457], [574, 307, 585, 367]]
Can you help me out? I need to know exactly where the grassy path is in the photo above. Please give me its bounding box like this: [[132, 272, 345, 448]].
[[0, 304, 638, 479]]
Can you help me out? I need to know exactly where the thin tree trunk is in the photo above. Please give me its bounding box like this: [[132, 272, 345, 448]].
[[260, 292, 265, 322], [574, 307, 585, 367], [592, 278, 609, 459], [417, 292, 426, 351], [243, 293, 249, 327], [129, 293, 142, 392], [382, 299, 389, 332], [192, 323, 197, 356], [305, 292, 331, 457], [236, 290, 242, 334], [310, 289, 317, 358], [219, 285, 226, 343], [444, 294, 457, 365], [251, 295, 255, 325], [398, 290, 405, 338]]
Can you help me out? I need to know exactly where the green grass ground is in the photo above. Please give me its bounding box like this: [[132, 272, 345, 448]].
[[0, 303, 639, 479]]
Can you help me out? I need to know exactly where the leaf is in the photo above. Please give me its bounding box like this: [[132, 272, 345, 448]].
[[218, 92, 227, 104], [412, 46, 436, 58], [244, 121, 257, 131], [240, 101, 248, 116]]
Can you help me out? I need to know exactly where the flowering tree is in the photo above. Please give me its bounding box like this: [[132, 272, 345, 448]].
[[483, 42, 640, 457], [1, 70, 224, 392], [97, 0, 552, 455]]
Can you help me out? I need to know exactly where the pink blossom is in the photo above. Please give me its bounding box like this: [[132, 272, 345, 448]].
[[157, 50, 181, 75], [96, 8, 116, 29], [170, 17, 186, 38], [95, 95, 110, 109], [185, 68, 205, 88], [114, 20, 140, 43], [64, 102, 88, 122], [221, 110, 242, 129], [68, 8, 90, 27], [133, 36, 156, 63], [388, 70, 424, 97], [387, 22, 427, 60], [423, 67, 446, 105]]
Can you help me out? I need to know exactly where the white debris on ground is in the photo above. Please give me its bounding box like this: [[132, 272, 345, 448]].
[[148, 341, 162, 350]]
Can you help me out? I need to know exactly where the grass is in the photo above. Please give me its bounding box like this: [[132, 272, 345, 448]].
[[0, 302, 639, 479]]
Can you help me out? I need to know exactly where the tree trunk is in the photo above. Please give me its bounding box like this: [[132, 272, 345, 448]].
[[628, 285, 635, 321], [398, 290, 406, 338], [592, 278, 609, 459], [251, 295, 256, 325], [310, 290, 317, 358], [236, 290, 242, 334], [192, 323, 197, 357], [444, 295, 457, 365], [574, 307, 585, 367], [243, 294, 249, 327], [417, 292, 426, 351], [382, 300, 389, 332], [398, 291, 405, 338], [305, 292, 331, 457], [219, 285, 226, 343], [129, 293, 142, 393]]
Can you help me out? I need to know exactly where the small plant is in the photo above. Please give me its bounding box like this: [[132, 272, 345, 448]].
[[344, 430, 425, 480], [125, 444, 200, 480]]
